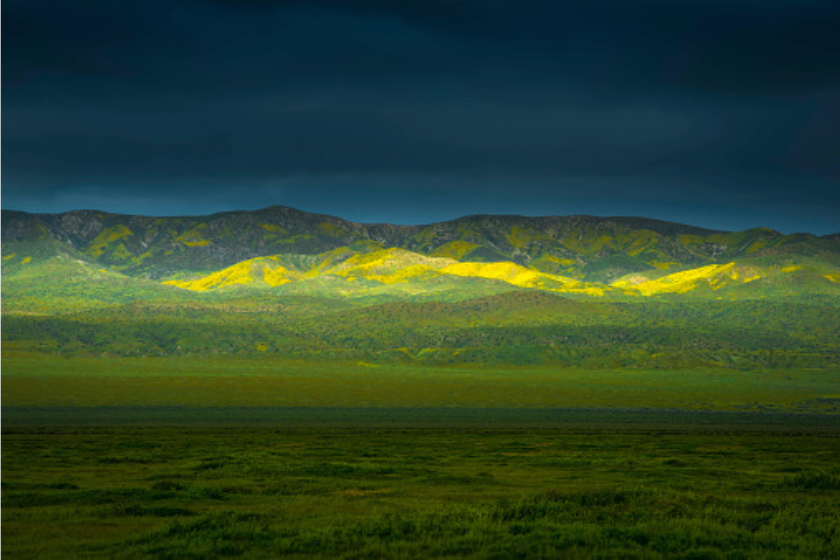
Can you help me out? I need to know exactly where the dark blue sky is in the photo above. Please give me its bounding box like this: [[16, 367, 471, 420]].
[[4, 0, 840, 233]]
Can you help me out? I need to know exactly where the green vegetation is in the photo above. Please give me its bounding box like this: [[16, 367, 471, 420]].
[[4, 355, 839, 411], [4, 207, 839, 285], [3, 426, 840, 557], [4, 291, 838, 371], [3, 208, 840, 557]]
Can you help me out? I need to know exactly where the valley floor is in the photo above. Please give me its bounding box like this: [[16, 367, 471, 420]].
[[3, 420, 840, 558], [4, 353, 839, 557], [3, 355, 839, 413]]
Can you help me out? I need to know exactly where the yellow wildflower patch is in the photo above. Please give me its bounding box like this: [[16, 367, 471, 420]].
[[86, 225, 133, 258], [627, 263, 737, 295], [165, 257, 302, 291], [261, 223, 288, 234], [175, 229, 211, 247], [431, 240, 481, 260]]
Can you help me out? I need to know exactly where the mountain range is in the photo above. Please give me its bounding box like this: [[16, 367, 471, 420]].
[[3, 206, 839, 304], [3, 206, 838, 368]]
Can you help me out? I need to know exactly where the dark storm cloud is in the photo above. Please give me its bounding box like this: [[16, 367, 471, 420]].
[[203, 0, 840, 95], [3, 0, 839, 232]]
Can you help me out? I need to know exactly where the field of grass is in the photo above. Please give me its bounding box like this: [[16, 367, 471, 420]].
[[4, 352, 839, 557], [3, 353, 839, 413], [3, 425, 840, 558]]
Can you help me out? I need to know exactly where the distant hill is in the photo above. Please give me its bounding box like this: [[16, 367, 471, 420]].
[[3, 207, 838, 368], [3, 206, 839, 301]]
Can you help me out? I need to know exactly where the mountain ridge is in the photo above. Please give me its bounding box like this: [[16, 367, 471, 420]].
[[3, 207, 838, 368], [3, 206, 839, 302], [5, 206, 837, 277], [5, 206, 837, 240]]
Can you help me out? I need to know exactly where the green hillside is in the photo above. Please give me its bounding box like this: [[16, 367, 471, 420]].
[[5, 207, 838, 284], [4, 285, 838, 371], [2, 207, 839, 370], [1, 240, 200, 313]]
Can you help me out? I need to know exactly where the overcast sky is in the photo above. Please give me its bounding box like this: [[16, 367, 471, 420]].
[[4, 0, 840, 233]]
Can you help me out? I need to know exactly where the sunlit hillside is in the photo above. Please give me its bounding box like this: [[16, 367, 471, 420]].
[[3, 207, 839, 306], [5, 207, 838, 286], [2, 207, 839, 369]]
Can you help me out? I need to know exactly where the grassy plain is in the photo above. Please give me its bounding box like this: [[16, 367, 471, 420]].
[[4, 354, 839, 557], [3, 353, 839, 412], [3, 424, 840, 558]]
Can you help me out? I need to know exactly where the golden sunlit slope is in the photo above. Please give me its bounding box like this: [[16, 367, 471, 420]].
[[441, 261, 615, 297], [614, 263, 746, 295], [160, 246, 629, 297], [163, 256, 305, 291], [317, 248, 456, 283], [159, 246, 525, 302], [614, 257, 840, 298], [161, 248, 458, 291], [153, 238, 840, 300]]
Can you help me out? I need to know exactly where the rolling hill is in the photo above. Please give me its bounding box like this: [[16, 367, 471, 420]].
[[2, 207, 839, 369], [3, 206, 839, 301]]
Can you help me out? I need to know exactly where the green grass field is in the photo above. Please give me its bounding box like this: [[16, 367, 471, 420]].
[[3, 354, 839, 412], [4, 353, 839, 557], [3, 425, 840, 558]]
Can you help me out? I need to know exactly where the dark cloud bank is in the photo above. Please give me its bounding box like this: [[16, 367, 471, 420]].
[[3, 0, 839, 233]]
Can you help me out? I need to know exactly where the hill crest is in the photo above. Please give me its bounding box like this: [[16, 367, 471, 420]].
[[3, 206, 839, 299]]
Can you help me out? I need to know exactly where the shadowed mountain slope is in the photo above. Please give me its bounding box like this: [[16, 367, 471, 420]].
[[4, 207, 838, 284]]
